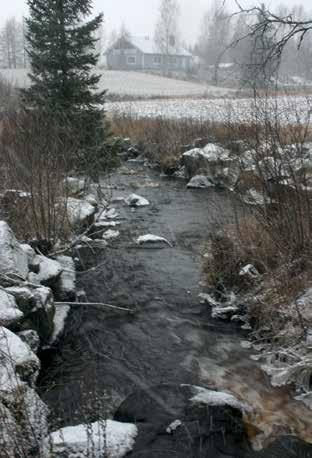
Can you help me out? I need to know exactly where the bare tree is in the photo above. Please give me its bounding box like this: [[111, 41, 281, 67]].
[[233, 1, 312, 81], [154, 0, 180, 75], [196, 1, 231, 84], [0, 17, 24, 69]]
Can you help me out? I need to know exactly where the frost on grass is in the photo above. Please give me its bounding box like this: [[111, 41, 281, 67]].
[[136, 234, 172, 247], [47, 420, 138, 458]]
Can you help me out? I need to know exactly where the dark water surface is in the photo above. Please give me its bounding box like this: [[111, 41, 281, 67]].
[[39, 164, 312, 451]]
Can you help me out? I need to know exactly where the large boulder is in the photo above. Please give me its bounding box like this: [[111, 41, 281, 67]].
[[0, 289, 23, 327], [114, 383, 250, 457], [66, 197, 97, 227], [55, 255, 76, 301], [182, 144, 233, 181], [186, 175, 214, 189], [0, 221, 29, 281], [28, 255, 63, 287], [45, 420, 138, 458], [0, 326, 40, 390], [6, 286, 55, 343]]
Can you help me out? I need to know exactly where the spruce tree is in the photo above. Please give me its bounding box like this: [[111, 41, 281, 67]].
[[24, 0, 112, 178]]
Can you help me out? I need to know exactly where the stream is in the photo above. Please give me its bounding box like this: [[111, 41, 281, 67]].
[[39, 163, 312, 453]]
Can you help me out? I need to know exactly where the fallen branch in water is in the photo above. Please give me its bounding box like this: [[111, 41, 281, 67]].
[[55, 301, 135, 313]]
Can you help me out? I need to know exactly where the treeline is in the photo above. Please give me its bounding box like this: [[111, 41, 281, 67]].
[[194, 1, 312, 84], [0, 17, 28, 68]]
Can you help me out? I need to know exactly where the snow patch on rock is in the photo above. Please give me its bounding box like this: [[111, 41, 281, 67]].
[[0, 221, 29, 280], [136, 234, 172, 247], [125, 193, 150, 207], [47, 420, 138, 458], [188, 385, 250, 412], [0, 290, 23, 326]]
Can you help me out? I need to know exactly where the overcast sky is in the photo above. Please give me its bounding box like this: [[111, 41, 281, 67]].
[[1, 0, 312, 44]]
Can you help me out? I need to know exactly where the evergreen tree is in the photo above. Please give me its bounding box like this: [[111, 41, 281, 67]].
[[24, 0, 113, 178]]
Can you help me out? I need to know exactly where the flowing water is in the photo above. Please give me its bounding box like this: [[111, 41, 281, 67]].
[[39, 163, 312, 451]]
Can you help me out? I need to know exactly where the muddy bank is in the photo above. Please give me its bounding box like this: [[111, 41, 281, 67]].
[[39, 164, 312, 453]]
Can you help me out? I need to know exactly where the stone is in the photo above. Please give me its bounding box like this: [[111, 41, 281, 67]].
[[64, 177, 86, 196], [6, 286, 55, 343], [66, 197, 97, 226], [0, 221, 28, 281], [0, 289, 23, 327], [186, 175, 214, 188], [18, 330, 40, 354], [0, 326, 40, 389], [45, 420, 138, 458], [55, 255, 76, 301], [125, 193, 150, 207]]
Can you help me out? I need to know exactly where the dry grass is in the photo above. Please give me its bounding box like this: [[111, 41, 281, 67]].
[[0, 109, 76, 242]]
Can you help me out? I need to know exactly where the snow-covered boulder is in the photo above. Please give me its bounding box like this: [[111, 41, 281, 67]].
[[0, 385, 49, 457], [66, 197, 96, 226], [0, 289, 23, 326], [18, 330, 40, 354], [20, 243, 38, 271], [103, 229, 120, 240], [187, 175, 214, 189], [182, 144, 233, 181], [0, 327, 40, 389], [188, 385, 250, 411], [136, 234, 172, 247], [64, 177, 86, 196], [29, 255, 63, 286], [125, 193, 150, 207], [55, 255, 76, 301], [0, 221, 29, 281], [46, 420, 138, 458], [6, 286, 55, 343]]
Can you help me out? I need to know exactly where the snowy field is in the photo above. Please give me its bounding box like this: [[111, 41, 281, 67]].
[[106, 96, 312, 124], [0, 68, 234, 98]]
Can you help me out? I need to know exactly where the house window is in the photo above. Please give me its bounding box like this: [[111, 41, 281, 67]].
[[127, 55, 136, 65], [153, 55, 162, 65], [169, 56, 177, 65]]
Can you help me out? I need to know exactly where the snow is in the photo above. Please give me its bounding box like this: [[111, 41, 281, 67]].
[[211, 305, 239, 319], [125, 193, 150, 207], [103, 229, 120, 240], [188, 385, 250, 412], [56, 255, 76, 298], [1, 68, 233, 98], [187, 175, 214, 188], [136, 234, 172, 247], [106, 95, 312, 124], [64, 177, 86, 195], [0, 326, 40, 391], [95, 221, 121, 228], [31, 255, 63, 284], [166, 419, 182, 434], [0, 221, 29, 280], [66, 198, 96, 226], [51, 305, 70, 343], [47, 420, 138, 458], [0, 290, 23, 326]]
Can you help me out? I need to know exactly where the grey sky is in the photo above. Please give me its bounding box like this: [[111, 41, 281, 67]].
[[1, 0, 312, 44]]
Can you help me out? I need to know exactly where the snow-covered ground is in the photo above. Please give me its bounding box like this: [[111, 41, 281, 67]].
[[106, 95, 312, 124], [0, 68, 234, 98]]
